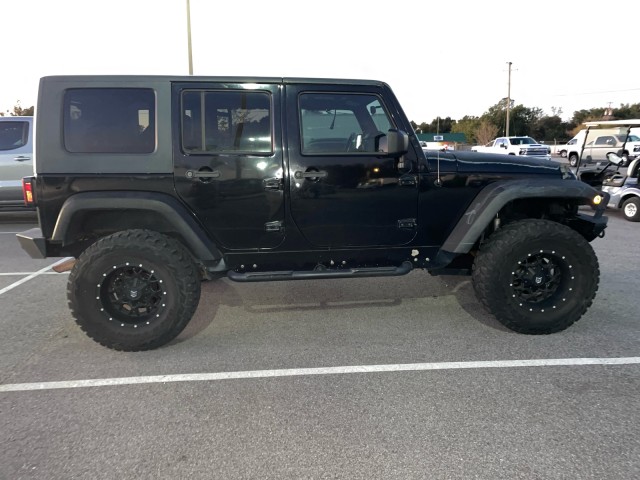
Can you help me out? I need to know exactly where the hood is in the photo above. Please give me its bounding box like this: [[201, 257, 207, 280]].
[[452, 150, 562, 175]]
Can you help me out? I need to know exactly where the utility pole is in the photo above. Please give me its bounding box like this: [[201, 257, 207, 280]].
[[186, 0, 193, 75], [506, 61, 512, 137]]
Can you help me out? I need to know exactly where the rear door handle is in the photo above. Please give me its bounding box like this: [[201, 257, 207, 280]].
[[263, 177, 283, 191], [13, 156, 31, 162]]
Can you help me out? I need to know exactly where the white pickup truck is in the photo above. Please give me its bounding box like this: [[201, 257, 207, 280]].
[[472, 136, 551, 160]]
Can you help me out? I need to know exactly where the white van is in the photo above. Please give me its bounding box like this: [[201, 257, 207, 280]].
[[0, 116, 33, 210]]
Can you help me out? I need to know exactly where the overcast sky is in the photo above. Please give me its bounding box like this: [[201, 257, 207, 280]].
[[2, 0, 639, 123]]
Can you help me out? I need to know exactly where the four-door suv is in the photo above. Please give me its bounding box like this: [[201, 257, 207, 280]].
[[0, 116, 34, 210], [17, 75, 609, 351]]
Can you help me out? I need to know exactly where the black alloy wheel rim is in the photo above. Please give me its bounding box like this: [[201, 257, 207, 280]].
[[510, 250, 571, 311], [97, 263, 166, 326]]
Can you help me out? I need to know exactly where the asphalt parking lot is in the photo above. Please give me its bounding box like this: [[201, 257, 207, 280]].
[[0, 206, 639, 479]]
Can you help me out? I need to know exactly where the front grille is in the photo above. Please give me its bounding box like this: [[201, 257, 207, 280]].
[[523, 148, 549, 156]]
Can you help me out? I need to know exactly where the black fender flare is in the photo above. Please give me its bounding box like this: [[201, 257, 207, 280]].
[[52, 191, 222, 261], [439, 179, 604, 255]]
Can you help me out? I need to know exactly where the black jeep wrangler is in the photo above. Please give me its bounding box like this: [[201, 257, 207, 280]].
[[18, 75, 609, 351]]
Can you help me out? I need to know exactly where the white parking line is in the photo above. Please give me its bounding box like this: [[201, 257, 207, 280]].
[[0, 257, 74, 296], [0, 272, 68, 276], [1, 357, 638, 392]]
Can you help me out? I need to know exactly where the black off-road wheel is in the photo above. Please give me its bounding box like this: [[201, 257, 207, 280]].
[[68, 230, 201, 351], [472, 219, 599, 334]]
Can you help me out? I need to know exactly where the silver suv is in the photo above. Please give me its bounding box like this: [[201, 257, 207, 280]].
[[0, 116, 33, 210]]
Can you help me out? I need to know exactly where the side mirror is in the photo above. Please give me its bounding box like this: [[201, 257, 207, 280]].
[[606, 152, 623, 165], [376, 129, 409, 157], [500, 144, 507, 149]]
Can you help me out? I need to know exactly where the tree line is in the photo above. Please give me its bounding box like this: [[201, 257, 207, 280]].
[[411, 101, 640, 145], [0, 102, 34, 117]]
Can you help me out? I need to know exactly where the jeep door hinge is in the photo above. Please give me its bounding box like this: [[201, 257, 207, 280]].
[[397, 218, 417, 229], [265, 221, 284, 233]]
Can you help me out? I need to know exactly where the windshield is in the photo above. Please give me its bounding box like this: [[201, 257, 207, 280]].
[[509, 137, 537, 145], [616, 134, 640, 142]]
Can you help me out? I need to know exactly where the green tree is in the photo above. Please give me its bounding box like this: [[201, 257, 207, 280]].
[[452, 116, 480, 144], [611, 103, 640, 120], [1, 101, 34, 116], [531, 115, 574, 142]]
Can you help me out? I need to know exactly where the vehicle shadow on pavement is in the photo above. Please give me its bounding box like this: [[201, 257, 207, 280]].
[[440, 275, 512, 333], [176, 271, 511, 344]]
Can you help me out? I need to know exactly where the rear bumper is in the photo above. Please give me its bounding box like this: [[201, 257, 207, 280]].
[[16, 228, 47, 259]]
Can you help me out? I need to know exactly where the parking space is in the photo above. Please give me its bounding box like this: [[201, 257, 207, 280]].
[[1, 211, 639, 479]]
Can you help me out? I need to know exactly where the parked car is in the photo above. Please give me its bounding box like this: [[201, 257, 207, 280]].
[[568, 133, 640, 167], [550, 138, 577, 158], [17, 75, 608, 351], [471, 136, 551, 160], [0, 116, 34, 210]]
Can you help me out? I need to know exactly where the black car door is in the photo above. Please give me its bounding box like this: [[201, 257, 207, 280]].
[[172, 82, 285, 249], [285, 84, 418, 248]]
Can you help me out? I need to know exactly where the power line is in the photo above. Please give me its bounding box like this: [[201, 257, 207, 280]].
[[551, 88, 640, 97]]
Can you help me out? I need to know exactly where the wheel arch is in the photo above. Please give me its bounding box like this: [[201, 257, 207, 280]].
[[51, 191, 222, 261], [619, 190, 640, 207], [438, 179, 606, 257]]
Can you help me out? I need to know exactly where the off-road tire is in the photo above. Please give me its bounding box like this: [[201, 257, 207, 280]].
[[568, 153, 579, 167], [622, 197, 640, 221], [472, 219, 599, 334], [68, 229, 201, 351]]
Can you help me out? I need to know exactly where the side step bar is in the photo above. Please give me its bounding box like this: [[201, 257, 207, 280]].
[[227, 261, 413, 282]]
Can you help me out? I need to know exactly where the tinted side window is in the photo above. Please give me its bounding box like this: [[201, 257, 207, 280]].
[[0, 121, 29, 151], [64, 88, 155, 153], [594, 136, 612, 146], [299, 93, 393, 154], [181, 90, 272, 154]]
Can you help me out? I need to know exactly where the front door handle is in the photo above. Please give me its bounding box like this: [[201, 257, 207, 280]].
[[185, 170, 221, 179], [294, 170, 328, 179], [398, 174, 417, 186], [13, 156, 31, 162]]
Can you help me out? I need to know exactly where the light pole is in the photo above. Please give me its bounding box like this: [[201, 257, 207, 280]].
[[186, 0, 193, 75], [506, 61, 512, 136]]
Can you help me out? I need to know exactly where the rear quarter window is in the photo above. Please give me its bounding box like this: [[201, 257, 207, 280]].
[[63, 88, 156, 153], [0, 121, 29, 151]]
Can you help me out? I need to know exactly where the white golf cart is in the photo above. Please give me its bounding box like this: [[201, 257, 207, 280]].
[[601, 153, 640, 221], [571, 119, 640, 222], [570, 119, 640, 169]]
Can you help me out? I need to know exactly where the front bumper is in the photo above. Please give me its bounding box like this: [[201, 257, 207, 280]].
[[574, 190, 609, 240], [16, 228, 47, 259]]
